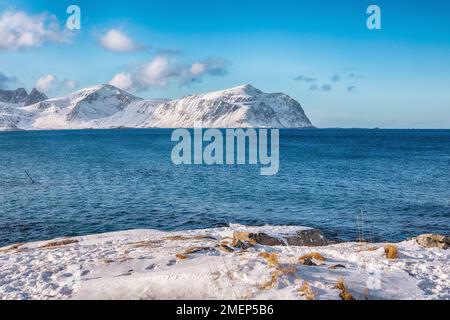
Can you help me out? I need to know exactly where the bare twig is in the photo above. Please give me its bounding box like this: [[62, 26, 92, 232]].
[[24, 170, 35, 184]]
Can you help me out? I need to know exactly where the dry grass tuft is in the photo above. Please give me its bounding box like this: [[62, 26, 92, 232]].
[[257, 252, 298, 290], [258, 271, 279, 290], [184, 246, 213, 254], [175, 246, 214, 260], [384, 244, 399, 259], [40, 239, 78, 249], [233, 232, 255, 242], [277, 265, 297, 276], [367, 246, 379, 252], [298, 252, 326, 266], [258, 252, 280, 268], [128, 240, 163, 248], [334, 279, 355, 300], [299, 252, 326, 262], [299, 281, 316, 300], [175, 253, 188, 260], [102, 259, 115, 264]]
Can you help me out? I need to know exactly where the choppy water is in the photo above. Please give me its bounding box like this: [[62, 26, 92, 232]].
[[0, 129, 449, 246]]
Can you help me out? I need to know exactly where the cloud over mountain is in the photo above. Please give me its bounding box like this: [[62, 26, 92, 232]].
[[109, 55, 228, 91], [35, 74, 78, 95]]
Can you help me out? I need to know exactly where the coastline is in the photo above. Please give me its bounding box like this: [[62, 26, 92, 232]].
[[0, 225, 448, 300]]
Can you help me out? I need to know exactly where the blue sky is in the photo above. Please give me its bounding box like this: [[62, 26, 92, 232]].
[[1, 0, 449, 128]]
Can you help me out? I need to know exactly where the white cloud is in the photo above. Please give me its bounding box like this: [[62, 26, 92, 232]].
[[35, 74, 56, 93], [109, 71, 134, 91], [35, 74, 78, 95], [181, 58, 228, 85], [99, 29, 143, 53], [108, 55, 175, 90], [139, 55, 175, 87], [109, 55, 228, 92], [190, 62, 207, 77], [0, 10, 69, 50]]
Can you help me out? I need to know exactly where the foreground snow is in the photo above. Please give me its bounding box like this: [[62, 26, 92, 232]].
[[0, 225, 448, 300]]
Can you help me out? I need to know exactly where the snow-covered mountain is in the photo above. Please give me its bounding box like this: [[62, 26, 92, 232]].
[[0, 88, 48, 106], [0, 88, 48, 130], [0, 84, 313, 131]]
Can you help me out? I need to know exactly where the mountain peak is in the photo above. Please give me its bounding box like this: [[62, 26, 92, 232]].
[[63, 84, 142, 122], [227, 84, 262, 95], [74, 84, 139, 98], [24, 88, 48, 106], [0, 87, 47, 105], [198, 84, 264, 100]]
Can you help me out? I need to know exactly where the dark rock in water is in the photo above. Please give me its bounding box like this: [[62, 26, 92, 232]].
[[415, 234, 449, 249], [232, 229, 328, 247]]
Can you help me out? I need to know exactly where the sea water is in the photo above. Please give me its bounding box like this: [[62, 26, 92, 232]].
[[0, 128, 449, 246]]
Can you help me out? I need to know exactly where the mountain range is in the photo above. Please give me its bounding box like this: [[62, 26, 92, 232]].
[[0, 84, 313, 131]]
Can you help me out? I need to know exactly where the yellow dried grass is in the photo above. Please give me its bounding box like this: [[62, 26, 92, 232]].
[[40, 239, 78, 249], [299, 281, 316, 300], [258, 252, 280, 268], [334, 279, 355, 300], [384, 244, 399, 259]]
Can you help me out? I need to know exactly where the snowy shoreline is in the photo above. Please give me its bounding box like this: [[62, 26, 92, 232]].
[[0, 225, 448, 300]]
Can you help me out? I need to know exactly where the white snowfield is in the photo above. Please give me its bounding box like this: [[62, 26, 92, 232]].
[[0, 84, 313, 131], [0, 225, 448, 300]]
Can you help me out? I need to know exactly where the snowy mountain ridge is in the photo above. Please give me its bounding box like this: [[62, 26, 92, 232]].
[[0, 84, 314, 131], [0, 88, 48, 106]]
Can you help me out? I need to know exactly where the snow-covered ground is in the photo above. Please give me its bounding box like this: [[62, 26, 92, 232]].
[[0, 225, 448, 300]]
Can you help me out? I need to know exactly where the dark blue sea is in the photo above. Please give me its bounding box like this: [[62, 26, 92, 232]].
[[0, 129, 449, 246]]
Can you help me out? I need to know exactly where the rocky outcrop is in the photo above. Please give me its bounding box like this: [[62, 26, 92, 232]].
[[24, 88, 48, 106], [0, 88, 47, 105], [233, 229, 328, 247], [415, 234, 449, 249], [0, 88, 28, 104]]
